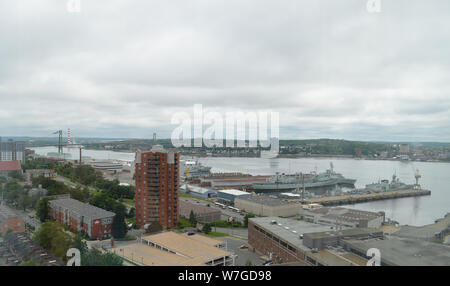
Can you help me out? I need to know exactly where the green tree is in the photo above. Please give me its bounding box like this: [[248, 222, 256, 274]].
[[20, 258, 42, 266], [111, 204, 127, 239], [73, 233, 88, 254], [33, 221, 75, 262], [244, 213, 256, 227], [189, 210, 197, 227], [81, 248, 123, 266], [8, 170, 25, 181], [245, 259, 253, 266], [36, 198, 50, 222], [202, 223, 212, 234]]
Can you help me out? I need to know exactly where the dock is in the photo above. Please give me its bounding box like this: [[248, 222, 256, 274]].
[[305, 189, 431, 206]]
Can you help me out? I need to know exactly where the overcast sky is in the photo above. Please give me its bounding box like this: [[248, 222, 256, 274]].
[[1, 0, 449, 141]]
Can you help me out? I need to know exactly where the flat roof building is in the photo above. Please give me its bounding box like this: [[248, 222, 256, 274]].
[[179, 200, 221, 223], [217, 189, 251, 206], [235, 195, 300, 217], [248, 217, 383, 266], [111, 231, 233, 266], [299, 206, 385, 228], [341, 236, 450, 266], [180, 184, 217, 198]]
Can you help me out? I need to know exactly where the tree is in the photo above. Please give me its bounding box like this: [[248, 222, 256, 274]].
[[8, 170, 24, 181], [73, 233, 88, 254], [127, 207, 135, 218], [244, 213, 256, 227], [70, 187, 90, 203], [33, 221, 75, 262], [245, 259, 253, 266], [189, 210, 197, 227], [81, 248, 123, 266], [20, 258, 42, 266], [36, 198, 50, 222], [202, 223, 212, 234], [111, 204, 127, 239]]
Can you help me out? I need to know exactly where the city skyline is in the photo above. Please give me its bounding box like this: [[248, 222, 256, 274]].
[[1, 1, 450, 141]]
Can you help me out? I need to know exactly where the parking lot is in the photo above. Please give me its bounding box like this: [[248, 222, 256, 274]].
[[217, 236, 263, 266]]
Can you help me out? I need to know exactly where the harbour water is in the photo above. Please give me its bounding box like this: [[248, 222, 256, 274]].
[[32, 147, 450, 226]]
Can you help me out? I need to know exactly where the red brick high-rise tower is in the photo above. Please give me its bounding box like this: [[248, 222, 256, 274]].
[[135, 145, 180, 229]]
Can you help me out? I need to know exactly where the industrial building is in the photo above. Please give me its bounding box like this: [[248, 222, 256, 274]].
[[235, 195, 300, 217], [0, 161, 22, 178], [111, 231, 234, 266], [179, 200, 221, 223], [49, 198, 115, 240], [0, 205, 25, 236], [248, 217, 383, 266], [340, 236, 450, 266], [180, 184, 217, 198], [217, 189, 251, 205], [135, 145, 180, 229], [0, 138, 25, 163], [299, 206, 385, 228]]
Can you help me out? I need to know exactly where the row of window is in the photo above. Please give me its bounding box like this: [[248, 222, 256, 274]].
[[253, 225, 297, 254]]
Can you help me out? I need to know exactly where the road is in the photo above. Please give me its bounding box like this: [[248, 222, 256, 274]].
[[217, 236, 263, 266]]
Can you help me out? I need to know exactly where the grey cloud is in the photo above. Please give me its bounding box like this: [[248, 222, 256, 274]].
[[0, 0, 449, 141]]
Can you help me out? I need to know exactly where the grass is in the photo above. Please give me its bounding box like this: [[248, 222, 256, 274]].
[[206, 231, 228, 237], [178, 217, 195, 228], [122, 198, 135, 206]]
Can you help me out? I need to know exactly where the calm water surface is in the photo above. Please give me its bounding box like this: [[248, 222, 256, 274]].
[[32, 147, 450, 226]]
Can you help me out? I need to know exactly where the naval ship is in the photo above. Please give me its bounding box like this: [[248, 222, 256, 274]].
[[181, 160, 212, 178], [365, 173, 417, 192], [251, 162, 356, 192]]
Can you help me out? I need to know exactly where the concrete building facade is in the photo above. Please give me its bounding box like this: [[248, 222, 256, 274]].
[[49, 198, 115, 239], [135, 145, 180, 229]]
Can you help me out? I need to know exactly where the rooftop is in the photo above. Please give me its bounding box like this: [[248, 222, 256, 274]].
[[183, 184, 216, 194], [0, 161, 21, 171], [237, 195, 299, 206], [343, 236, 450, 266], [302, 207, 384, 222], [114, 232, 231, 266], [179, 200, 221, 215], [50, 198, 115, 220], [218, 189, 250, 196], [250, 217, 344, 251]]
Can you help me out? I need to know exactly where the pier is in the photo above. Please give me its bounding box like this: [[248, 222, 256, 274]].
[[305, 189, 431, 206]]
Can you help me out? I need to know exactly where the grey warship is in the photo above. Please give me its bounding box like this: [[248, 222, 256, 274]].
[[251, 162, 356, 192]]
